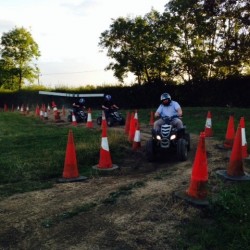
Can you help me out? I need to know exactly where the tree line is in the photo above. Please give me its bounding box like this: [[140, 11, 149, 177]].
[[99, 0, 250, 84], [0, 0, 249, 90]]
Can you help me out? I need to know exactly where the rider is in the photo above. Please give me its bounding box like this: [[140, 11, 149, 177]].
[[72, 98, 86, 114], [153, 93, 183, 132], [102, 94, 119, 119]]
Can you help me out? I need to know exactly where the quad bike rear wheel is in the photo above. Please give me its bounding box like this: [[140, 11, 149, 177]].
[[107, 117, 114, 127], [96, 117, 102, 125], [67, 114, 72, 122]]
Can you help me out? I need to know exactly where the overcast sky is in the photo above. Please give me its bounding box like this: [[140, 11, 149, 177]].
[[0, 0, 167, 88]]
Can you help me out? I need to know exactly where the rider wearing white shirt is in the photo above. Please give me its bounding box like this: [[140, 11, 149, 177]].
[[154, 93, 183, 131]]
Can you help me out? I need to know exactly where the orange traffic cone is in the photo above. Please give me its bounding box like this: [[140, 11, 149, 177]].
[[62, 105, 66, 117], [149, 111, 154, 126], [4, 104, 8, 112], [35, 105, 40, 116], [227, 124, 244, 176], [132, 122, 141, 151], [71, 112, 77, 126], [186, 132, 208, 199], [58, 130, 87, 183], [240, 117, 249, 159], [86, 108, 93, 128], [124, 112, 131, 135], [63, 130, 79, 178], [216, 124, 250, 181], [223, 114, 235, 149], [204, 111, 213, 137]]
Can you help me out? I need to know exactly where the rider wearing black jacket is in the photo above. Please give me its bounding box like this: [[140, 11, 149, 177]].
[[73, 98, 85, 114], [102, 94, 119, 118]]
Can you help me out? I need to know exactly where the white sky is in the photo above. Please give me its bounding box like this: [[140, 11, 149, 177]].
[[0, 0, 167, 88]]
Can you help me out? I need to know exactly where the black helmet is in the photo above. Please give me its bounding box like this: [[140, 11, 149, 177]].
[[160, 93, 171, 106], [79, 98, 85, 104], [105, 94, 111, 101]]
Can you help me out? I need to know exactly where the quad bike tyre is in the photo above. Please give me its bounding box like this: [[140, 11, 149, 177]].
[[96, 117, 102, 125], [177, 138, 188, 161], [67, 115, 72, 122], [146, 139, 156, 162]]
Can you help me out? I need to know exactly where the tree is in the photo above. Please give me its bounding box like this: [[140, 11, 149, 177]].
[[0, 27, 40, 90]]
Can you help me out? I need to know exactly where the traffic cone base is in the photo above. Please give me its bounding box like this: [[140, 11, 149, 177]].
[[92, 164, 119, 171], [57, 176, 88, 183], [216, 169, 250, 181], [174, 190, 209, 206], [186, 180, 208, 199]]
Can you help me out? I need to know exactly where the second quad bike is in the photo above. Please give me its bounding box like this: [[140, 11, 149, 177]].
[[96, 108, 125, 127], [145, 116, 191, 162], [67, 109, 88, 123]]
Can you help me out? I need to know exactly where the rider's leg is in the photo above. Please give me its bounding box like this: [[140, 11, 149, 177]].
[[172, 118, 184, 129], [153, 119, 165, 132]]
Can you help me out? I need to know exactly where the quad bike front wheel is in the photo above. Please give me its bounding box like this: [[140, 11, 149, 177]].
[[146, 139, 156, 162], [177, 138, 188, 161], [96, 117, 102, 126], [184, 133, 191, 151]]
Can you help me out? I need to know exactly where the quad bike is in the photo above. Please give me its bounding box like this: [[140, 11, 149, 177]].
[[67, 108, 87, 123], [145, 115, 191, 162], [96, 108, 125, 127]]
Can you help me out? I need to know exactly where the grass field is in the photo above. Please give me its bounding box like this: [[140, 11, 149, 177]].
[[0, 107, 250, 249]]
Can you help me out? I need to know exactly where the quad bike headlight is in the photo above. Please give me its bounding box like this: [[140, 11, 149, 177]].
[[156, 135, 162, 140], [170, 134, 176, 140]]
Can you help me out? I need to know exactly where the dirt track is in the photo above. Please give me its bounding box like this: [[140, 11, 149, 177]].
[[0, 116, 231, 249]]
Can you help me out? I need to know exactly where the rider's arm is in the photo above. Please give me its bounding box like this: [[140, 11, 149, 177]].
[[112, 104, 119, 109], [177, 107, 183, 117], [154, 111, 160, 118], [102, 104, 109, 110]]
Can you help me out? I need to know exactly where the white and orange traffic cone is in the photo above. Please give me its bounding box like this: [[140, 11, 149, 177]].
[[132, 122, 141, 151], [240, 117, 249, 159], [43, 108, 48, 120], [101, 110, 107, 129], [129, 110, 138, 142], [204, 111, 213, 137], [86, 108, 93, 128], [71, 112, 77, 126]]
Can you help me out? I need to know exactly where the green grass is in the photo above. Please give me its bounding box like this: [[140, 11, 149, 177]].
[[1, 107, 250, 249]]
